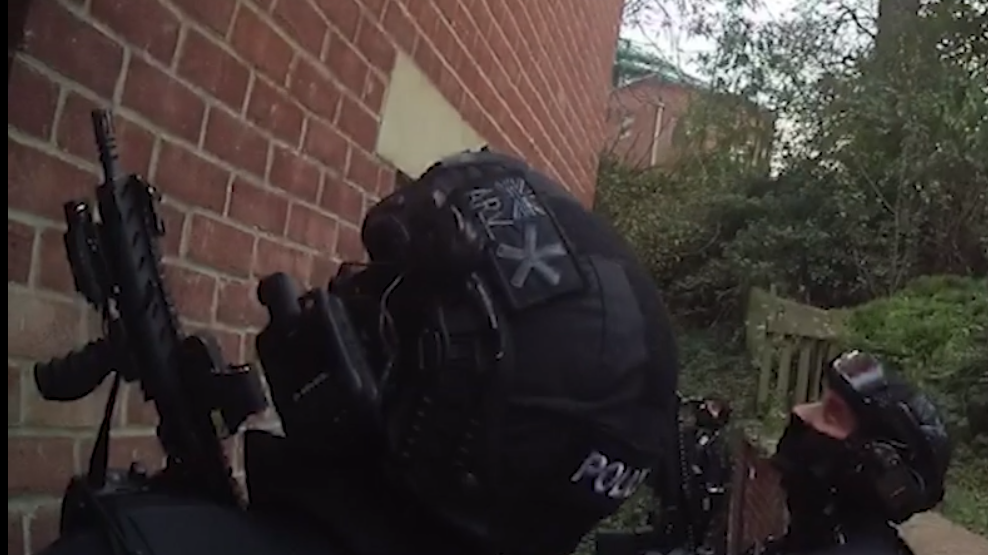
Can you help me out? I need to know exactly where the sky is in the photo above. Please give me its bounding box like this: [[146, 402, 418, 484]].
[[616, 0, 809, 172], [618, 0, 801, 77]]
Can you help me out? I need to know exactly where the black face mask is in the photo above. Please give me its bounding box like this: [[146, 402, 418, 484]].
[[775, 414, 847, 469], [772, 414, 851, 519], [773, 414, 909, 550]]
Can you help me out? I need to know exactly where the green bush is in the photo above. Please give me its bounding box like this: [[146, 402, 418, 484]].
[[593, 0, 987, 537], [676, 326, 756, 417], [596, 0, 987, 330]]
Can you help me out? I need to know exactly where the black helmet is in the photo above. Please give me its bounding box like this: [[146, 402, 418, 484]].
[[258, 149, 681, 555], [825, 350, 952, 522]]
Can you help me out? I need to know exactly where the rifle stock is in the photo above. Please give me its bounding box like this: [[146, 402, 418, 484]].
[[34, 110, 267, 514]]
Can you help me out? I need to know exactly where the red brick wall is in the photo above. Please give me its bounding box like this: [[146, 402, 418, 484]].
[[7, 1, 623, 552], [604, 77, 695, 169]]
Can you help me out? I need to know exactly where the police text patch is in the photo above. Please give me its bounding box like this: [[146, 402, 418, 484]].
[[454, 175, 584, 310]]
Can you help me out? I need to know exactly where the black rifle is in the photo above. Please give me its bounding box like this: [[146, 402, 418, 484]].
[[33, 110, 268, 548]]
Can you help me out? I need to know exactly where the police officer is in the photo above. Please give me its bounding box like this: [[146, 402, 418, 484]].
[[249, 148, 684, 555], [36, 150, 681, 555], [753, 350, 952, 555]]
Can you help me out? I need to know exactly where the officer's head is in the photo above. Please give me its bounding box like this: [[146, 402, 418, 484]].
[[775, 350, 951, 524], [323, 150, 679, 555]]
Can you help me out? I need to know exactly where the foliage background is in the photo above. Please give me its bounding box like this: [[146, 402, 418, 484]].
[[595, 0, 987, 540]]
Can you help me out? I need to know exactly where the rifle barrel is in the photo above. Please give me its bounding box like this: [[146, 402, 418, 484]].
[[91, 109, 121, 184]]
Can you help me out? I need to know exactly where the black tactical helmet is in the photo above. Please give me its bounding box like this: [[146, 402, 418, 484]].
[[248, 149, 681, 555], [825, 350, 952, 522], [353, 150, 681, 554]]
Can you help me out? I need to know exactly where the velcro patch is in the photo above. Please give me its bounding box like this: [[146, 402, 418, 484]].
[[452, 174, 584, 311]]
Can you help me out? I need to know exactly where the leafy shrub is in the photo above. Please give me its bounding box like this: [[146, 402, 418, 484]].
[[676, 326, 755, 417], [592, 0, 987, 539], [596, 0, 987, 330]]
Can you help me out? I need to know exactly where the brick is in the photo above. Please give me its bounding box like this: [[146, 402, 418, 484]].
[[336, 96, 378, 155], [459, 45, 492, 101], [210, 0, 620, 197], [177, 29, 251, 110], [271, 0, 327, 57], [355, 17, 395, 73], [435, 62, 465, 110], [123, 383, 159, 427], [246, 78, 305, 145], [24, 376, 114, 428], [37, 228, 75, 295], [215, 328, 245, 362], [269, 147, 321, 202], [188, 326, 243, 362], [216, 279, 266, 328], [8, 510, 24, 555], [360, 194, 374, 221], [158, 202, 186, 257], [437, 0, 466, 35], [288, 59, 342, 122], [436, 19, 465, 72], [203, 109, 269, 178], [228, 178, 289, 235], [323, 35, 368, 97], [375, 163, 396, 196], [381, 2, 417, 55], [8, 287, 83, 362], [8, 220, 35, 285], [407, 1, 440, 40], [56, 93, 155, 177], [186, 215, 256, 278], [335, 224, 365, 261], [169, 0, 237, 35], [230, 6, 295, 84], [22, 1, 124, 98], [116, 119, 158, 178], [8, 140, 96, 222], [7, 59, 59, 140], [242, 332, 261, 362], [27, 503, 60, 554], [122, 57, 205, 143], [286, 203, 338, 252], [164, 263, 217, 323], [80, 434, 164, 472], [311, 256, 340, 287], [253, 238, 313, 284], [345, 146, 380, 192], [313, 0, 361, 42], [320, 176, 364, 225], [7, 436, 76, 495], [358, 69, 384, 112], [302, 118, 348, 170], [9, 365, 22, 426], [154, 141, 230, 213], [91, 0, 181, 64]]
